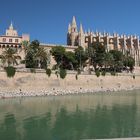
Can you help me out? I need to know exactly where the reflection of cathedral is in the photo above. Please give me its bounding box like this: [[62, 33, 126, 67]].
[[67, 16, 140, 66], [0, 23, 30, 49]]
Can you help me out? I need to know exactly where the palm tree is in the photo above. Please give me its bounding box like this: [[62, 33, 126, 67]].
[[34, 47, 49, 69], [0, 47, 21, 78], [0, 47, 21, 67], [25, 40, 49, 69], [22, 40, 30, 50]]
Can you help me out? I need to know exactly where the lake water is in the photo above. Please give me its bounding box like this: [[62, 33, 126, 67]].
[[0, 90, 140, 140]]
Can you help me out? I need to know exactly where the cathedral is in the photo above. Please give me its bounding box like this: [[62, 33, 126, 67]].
[[0, 18, 140, 67], [67, 16, 140, 66]]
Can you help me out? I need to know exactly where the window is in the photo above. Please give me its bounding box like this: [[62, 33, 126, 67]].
[[15, 39, 18, 43], [9, 39, 12, 42], [3, 38, 6, 42]]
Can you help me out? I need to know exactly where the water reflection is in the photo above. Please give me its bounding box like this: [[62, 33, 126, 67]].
[[0, 92, 140, 139]]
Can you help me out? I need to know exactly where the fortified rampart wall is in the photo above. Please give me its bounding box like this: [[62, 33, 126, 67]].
[[0, 72, 140, 92]]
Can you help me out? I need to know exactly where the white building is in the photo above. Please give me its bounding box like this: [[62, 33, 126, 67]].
[[0, 23, 30, 49]]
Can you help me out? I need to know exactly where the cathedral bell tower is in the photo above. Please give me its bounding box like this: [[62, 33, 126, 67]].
[[67, 16, 78, 46], [78, 23, 85, 48]]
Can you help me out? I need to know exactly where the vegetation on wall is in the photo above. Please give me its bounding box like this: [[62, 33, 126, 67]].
[[46, 68, 51, 77], [4, 66, 16, 78], [59, 68, 67, 79]]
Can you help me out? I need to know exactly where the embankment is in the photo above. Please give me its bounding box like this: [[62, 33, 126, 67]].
[[0, 72, 139, 94]]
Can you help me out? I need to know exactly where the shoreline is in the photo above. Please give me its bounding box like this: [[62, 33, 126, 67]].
[[0, 86, 139, 99], [1, 71, 140, 99]]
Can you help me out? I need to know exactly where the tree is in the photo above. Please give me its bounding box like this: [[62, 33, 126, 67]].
[[109, 50, 124, 72], [88, 42, 106, 71], [123, 55, 135, 72], [0, 47, 21, 78], [75, 46, 88, 70], [0, 47, 21, 67], [104, 52, 114, 70], [51, 46, 65, 68], [35, 47, 48, 69], [25, 40, 49, 69], [63, 51, 77, 70], [22, 40, 29, 49]]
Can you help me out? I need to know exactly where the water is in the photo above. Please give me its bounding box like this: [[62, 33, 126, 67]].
[[0, 90, 140, 140]]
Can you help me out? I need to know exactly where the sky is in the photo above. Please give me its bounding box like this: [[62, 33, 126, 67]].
[[0, 0, 140, 45]]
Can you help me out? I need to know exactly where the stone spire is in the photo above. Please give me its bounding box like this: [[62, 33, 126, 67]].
[[72, 16, 76, 26], [68, 23, 71, 33], [6, 21, 18, 36], [71, 16, 77, 32], [79, 23, 84, 34], [9, 21, 14, 30]]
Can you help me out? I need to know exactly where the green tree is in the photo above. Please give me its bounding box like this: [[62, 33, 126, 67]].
[[35, 47, 48, 69], [0, 47, 21, 67], [104, 52, 114, 70], [88, 42, 106, 71], [75, 46, 88, 70], [25, 40, 48, 69], [123, 55, 135, 72], [63, 51, 77, 70], [51, 46, 78, 70], [109, 50, 124, 72], [51, 46, 65, 68]]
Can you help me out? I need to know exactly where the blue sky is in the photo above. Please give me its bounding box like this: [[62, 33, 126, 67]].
[[0, 0, 140, 44]]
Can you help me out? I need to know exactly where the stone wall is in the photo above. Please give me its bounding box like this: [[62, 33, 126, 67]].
[[0, 72, 139, 92]]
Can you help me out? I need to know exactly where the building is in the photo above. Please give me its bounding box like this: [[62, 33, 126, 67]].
[[0, 23, 29, 51], [67, 16, 140, 66], [0, 23, 30, 60]]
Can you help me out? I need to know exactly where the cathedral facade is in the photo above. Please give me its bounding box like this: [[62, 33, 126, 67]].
[[67, 17, 140, 66]]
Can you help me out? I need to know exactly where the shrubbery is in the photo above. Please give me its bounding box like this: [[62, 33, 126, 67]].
[[75, 74, 78, 80], [60, 68, 67, 79], [101, 71, 106, 76], [95, 70, 100, 77], [46, 68, 51, 77], [110, 71, 116, 76], [5, 66, 16, 78], [30, 68, 36, 73], [55, 70, 59, 78]]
